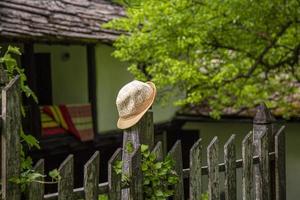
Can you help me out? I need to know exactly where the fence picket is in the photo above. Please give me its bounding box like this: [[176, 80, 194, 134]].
[[84, 151, 100, 200], [224, 135, 236, 200], [242, 132, 253, 200], [168, 140, 184, 200], [151, 141, 163, 162], [207, 137, 219, 200], [189, 138, 202, 200], [1, 76, 21, 200], [108, 148, 122, 200], [275, 126, 286, 200], [130, 146, 143, 200], [0, 79, 287, 200], [258, 131, 270, 200], [58, 155, 74, 200], [27, 159, 45, 200], [122, 111, 154, 199]]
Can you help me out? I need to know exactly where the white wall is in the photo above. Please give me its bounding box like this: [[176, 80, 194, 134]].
[[33, 43, 176, 132], [34, 44, 88, 104], [95, 44, 176, 132]]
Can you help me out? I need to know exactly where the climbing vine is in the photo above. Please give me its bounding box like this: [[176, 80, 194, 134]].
[[0, 45, 60, 191], [140, 144, 178, 199], [114, 143, 179, 200]]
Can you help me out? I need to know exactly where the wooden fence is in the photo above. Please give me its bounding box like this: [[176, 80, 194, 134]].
[[0, 76, 286, 200]]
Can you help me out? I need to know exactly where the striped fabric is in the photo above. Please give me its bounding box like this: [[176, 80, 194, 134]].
[[40, 106, 66, 136], [40, 104, 94, 141], [66, 104, 94, 141]]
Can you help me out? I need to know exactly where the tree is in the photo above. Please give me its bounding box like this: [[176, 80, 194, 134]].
[[104, 0, 300, 118]]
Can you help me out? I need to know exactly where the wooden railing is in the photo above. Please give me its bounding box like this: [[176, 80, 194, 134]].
[[1, 76, 286, 200]]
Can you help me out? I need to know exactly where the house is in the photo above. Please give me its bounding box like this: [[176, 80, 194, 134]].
[[0, 0, 177, 192]]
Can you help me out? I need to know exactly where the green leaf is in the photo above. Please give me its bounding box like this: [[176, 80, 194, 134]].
[[149, 153, 156, 162], [126, 142, 134, 153], [7, 45, 21, 55], [141, 144, 149, 152], [153, 162, 162, 169], [98, 194, 108, 200], [141, 163, 148, 171], [20, 131, 40, 149], [155, 190, 164, 197], [49, 169, 61, 181]]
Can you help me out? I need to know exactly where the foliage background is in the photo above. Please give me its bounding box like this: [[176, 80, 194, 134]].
[[105, 0, 300, 118]]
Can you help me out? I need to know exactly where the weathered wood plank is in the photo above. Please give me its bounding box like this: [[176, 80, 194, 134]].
[[44, 182, 109, 200], [108, 148, 122, 200], [275, 126, 286, 200], [189, 138, 202, 200], [27, 159, 45, 200], [43, 150, 279, 200], [1, 76, 21, 200], [207, 137, 219, 200], [224, 134, 236, 200], [58, 155, 74, 200], [151, 141, 163, 162], [130, 146, 143, 200], [140, 111, 154, 148], [0, 0, 124, 43], [242, 132, 253, 200], [84, 151, 100, 200], [168, 140, 184, 200], [122, 111, 154, 199], [253, 103, 276, 200], [257, 131, 270, 200]]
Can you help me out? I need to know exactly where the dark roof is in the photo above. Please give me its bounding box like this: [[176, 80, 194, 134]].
[[0, 0, 124, 43], [178, 101, 300, 121]]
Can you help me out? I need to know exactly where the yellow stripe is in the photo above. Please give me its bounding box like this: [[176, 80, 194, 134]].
[[42, 121, 60, 128], [53, 106, 68, 129], [41, 113, 53, 119], [49, 106, 60, 123]]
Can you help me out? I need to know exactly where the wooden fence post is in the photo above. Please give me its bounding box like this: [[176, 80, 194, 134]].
[[108, 148, 122, 200], [189, 138, 202, 200], [0, 66, 7, 197], [84, 151, 100, 200], [242, 132, 253, 200], [207, 137, 219, 200], [224, 134, 236, 200], [129, 146, 143, 200], [27, 159, 45, 200], [58, 155, 74, 200], [1, 76, 22, 200], [151, 141, 163, 162], [253, 103, 276, 200], [168, 141, 184, 200], [121, 111, 154, 199], [258, 131, 271, 200], [275, 126, 286, 200]]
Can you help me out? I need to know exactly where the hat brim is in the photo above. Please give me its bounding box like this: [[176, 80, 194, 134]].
[[117, 82, 156, 129]]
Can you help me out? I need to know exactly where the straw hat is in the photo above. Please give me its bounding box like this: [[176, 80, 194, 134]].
[[116, 80, 156, 129]]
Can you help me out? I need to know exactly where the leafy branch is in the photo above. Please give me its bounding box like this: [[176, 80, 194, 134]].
[[0, 45, 60, 191], [104, 0, 300, 118], [114, 144, 179, 199]]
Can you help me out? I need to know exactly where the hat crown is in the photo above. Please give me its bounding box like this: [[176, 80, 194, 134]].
[[116, 80, 152, 118]]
